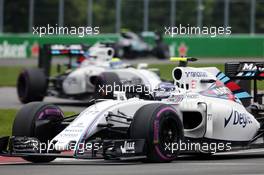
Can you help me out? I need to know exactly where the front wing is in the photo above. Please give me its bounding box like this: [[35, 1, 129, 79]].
[[0, 136, 146, 161]]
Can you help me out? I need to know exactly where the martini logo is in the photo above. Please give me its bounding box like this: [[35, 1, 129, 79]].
[[0, 41, 28, 58], [241, 63, 264, 72], [224, 110, 252, 128]]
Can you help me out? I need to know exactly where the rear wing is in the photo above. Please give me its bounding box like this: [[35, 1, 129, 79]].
[[225, 62, 264, 105], [225, 62, 264, 79], [49, 44, 86, 56], [38, 44, 89, 76]]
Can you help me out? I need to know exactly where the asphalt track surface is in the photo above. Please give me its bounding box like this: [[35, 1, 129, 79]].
[[0, 87, 86, 112], [1, 150, 264, 175]]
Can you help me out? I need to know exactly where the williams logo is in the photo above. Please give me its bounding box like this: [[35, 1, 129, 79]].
[[120, 141, 135, 154], [224, 110, 252, 128]]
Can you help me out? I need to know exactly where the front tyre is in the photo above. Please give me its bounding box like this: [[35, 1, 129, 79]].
[[12, 102, 64, 163], [130, 103, 183, 163]]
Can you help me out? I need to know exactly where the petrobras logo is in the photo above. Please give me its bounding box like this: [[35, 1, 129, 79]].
[[224, 110, 252, 128], [185, 71, 208, 78], [241, 63, 264, 72]]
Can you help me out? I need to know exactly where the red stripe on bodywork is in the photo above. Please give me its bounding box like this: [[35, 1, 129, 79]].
[[226, 81, 241, 91], [259, 73, 264, 77]]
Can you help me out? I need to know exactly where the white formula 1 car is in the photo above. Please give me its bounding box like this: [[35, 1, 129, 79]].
[[17, 43, 162, 103], [2, 58, 264, 163]]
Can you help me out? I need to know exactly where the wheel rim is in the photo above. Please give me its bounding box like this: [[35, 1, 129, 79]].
[[159, 116, 179, 158]]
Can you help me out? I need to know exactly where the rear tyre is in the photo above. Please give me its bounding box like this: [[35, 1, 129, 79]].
[[154, 43, 170, 60], [17, 68, 47, 104], [94, 72, 121, 99], [12, 102, 64, 163], [130, 103, 183, 163]]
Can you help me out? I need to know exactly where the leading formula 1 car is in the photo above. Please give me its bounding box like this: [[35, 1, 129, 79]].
[[1, 58, 264, 163], [17, 43, 162, 103]]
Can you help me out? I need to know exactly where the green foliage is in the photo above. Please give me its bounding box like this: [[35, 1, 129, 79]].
[[2, 0, 264, 33]]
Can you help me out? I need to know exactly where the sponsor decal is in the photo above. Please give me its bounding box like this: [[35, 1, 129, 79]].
[[186, 94, 199, 98], [65, 77, 78, 85], [185, 71, 207, 78], [177, 43, 188, 57], [72, 122, 85, 128], [224, 110, 252, 128], [31, 42, 39, 57], [166, 94, 184, 104], [213, 86, 231, 96], [241, 63, 264, 72], [120, 141, 135, 154], [0, 41, 28, 58]]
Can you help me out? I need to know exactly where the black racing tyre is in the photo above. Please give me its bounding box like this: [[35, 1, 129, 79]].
[[112, 44, 124, 58], [130, 103, 183, 163], [17, 68, 47, 104], [155, 43, 170, 59], [12, 102, 64, 163], [123, 46, 136, 59], [94, 72, 121, 99]]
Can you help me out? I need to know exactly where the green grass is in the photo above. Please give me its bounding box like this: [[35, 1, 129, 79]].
[[0, 66, 61, 87], [0, 109, 17, 136], [0, 109, 76, 136], [0, 66, 24, 86], [0, 64, 263, 89]]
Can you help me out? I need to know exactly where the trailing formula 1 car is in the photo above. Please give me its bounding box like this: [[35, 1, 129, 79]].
[[17, 43, 162, 103], [1, 58, 264, 163], [113, 31, 170, 59]]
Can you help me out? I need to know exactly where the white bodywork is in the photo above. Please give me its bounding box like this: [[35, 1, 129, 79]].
[[62, 45, 161, 95], [51, 65, 260, 153]]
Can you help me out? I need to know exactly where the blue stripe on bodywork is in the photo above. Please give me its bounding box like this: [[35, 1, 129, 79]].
[[220, 76, 230, 83], [235, 92, 251, 99], [217, 72, 225, 80], [245, 72, 253, 77]]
